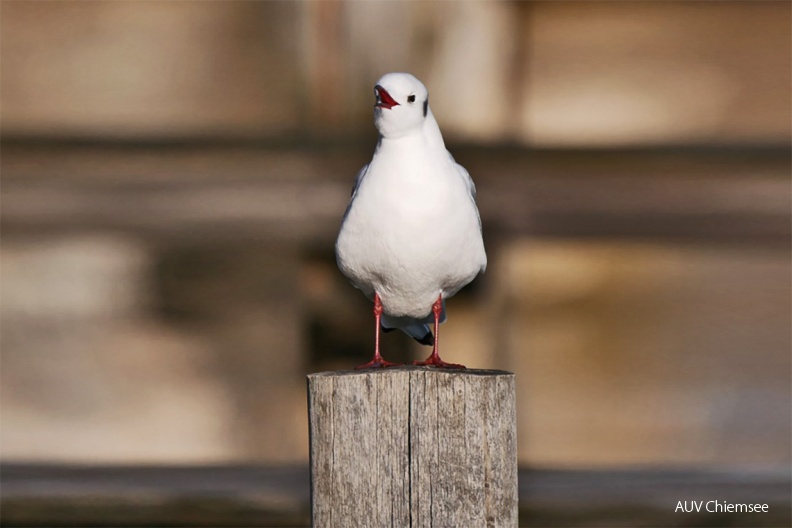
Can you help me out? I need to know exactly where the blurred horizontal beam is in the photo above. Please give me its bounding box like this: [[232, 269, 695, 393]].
[[2, 141, 789, 246], [1, 463, 789, 527]]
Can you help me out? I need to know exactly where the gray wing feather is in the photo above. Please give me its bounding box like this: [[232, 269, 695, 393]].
[[450, 156, 482, 233], [445, 151, 476, 199], [455, 162, 477, 199], [342, 164, 369, 222], [350, 164, 369, 197]]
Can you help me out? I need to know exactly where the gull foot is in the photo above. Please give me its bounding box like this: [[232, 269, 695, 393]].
[[355, 358, 403, 369], [413, 357, 466, 369]]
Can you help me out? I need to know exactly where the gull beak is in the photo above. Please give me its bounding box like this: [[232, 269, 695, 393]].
[[374, 85, 399, 110]]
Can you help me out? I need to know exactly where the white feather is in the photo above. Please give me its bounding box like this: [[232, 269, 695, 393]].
[[336, 73, 486, 334]]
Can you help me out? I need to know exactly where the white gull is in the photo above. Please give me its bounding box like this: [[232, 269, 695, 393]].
[[335, 72, 487, 368]]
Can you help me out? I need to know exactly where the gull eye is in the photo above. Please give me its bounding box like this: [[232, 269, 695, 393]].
[[407, 94, 416, 103]]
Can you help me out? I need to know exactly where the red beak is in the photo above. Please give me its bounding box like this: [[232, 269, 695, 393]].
[[374, 85, 399, 110]]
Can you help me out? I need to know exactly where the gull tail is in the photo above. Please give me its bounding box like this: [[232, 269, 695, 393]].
[[380, 303, 446, 346], [381, 322, 434, 346]]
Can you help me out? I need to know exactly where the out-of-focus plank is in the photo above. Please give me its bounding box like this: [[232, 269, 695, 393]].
[[1, 142, 789, 246], [0, 464, 310, 527], [1, 464, 789, 527]]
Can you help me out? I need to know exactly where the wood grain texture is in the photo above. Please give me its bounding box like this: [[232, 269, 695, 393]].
[[308, 367, 517, 528]]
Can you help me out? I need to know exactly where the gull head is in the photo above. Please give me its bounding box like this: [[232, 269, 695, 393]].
[[373, 72, 430, 139]]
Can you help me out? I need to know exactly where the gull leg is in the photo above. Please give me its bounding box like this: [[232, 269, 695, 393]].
[[413, 295, 465, 369], [356, 293, 401, 369]]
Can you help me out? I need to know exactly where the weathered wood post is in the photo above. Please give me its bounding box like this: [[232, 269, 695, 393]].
[[308, 366, 517, 527]]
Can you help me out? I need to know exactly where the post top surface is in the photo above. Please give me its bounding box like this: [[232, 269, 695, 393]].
[[307, 366, 514, 379]]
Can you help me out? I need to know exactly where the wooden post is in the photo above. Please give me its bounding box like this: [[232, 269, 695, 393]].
[[308, 366, 518, 527]]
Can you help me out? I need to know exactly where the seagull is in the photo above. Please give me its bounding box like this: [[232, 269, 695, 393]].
[[335, 72, 487, 369]]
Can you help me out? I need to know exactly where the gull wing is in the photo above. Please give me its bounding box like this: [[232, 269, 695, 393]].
[[450, 156, 483, 235], [341, 164, 369, 222], [454, 160, 477, 199]]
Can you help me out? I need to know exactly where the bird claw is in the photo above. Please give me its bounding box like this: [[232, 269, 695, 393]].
[[355, 358, 403, 369], [413, 356, 466, 369]]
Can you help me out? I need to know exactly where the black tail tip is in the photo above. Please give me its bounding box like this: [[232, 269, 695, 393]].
[[415, 331, 434, 346]]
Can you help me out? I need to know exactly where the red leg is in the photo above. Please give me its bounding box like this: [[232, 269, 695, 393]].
[[356, 293, 401, 369], [413, 295, 465, 369]]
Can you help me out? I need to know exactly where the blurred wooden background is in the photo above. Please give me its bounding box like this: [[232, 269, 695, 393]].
[[1, 1, 790, 525]]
